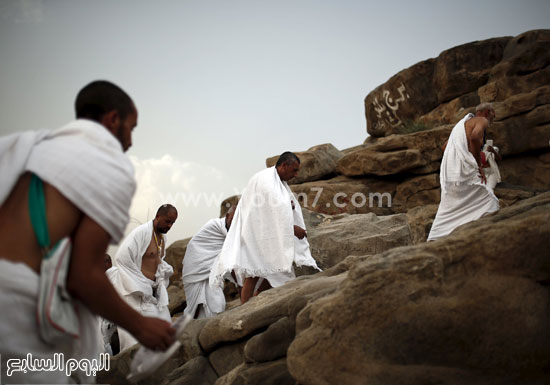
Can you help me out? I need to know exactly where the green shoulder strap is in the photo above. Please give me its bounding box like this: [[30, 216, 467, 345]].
[[29, 173, 52, 256]]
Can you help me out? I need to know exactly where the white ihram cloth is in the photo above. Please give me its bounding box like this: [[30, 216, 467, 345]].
[[182, 218, 228, 318], [482, 143, 502, 191], [209, 167, 320, 289], [427, 114, 499, 241], [0, 119, 135, 384], [108, 220, 174, 351]]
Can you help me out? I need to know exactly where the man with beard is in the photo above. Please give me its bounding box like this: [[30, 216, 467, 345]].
[[108, 204, 178, 351], [0, 81, 175, 383]]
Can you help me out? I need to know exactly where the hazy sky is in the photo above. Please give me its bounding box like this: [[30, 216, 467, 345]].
[[1, 0, 548, 248]]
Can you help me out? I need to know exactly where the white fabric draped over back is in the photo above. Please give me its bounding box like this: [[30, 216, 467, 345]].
[[439, 113, 481, 192], [0, 119, 135, 383], [182, 218, 227, 284], [209, 167, 319, 289], [0, 119, 136, 243], [428, 114, 499, 241], [182, 218, 227, 317]]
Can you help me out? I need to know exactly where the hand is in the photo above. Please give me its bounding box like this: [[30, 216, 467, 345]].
[[488, 146, 502, 161], [294, 225, 307, 239], [133, 316, 176, 351], [478, 167, 487, 184]]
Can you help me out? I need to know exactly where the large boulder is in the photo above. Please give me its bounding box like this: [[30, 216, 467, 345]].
[[165, 238, 191, 285], [307, 211, 412, 269], [361, 31, 550, 194], [393, 173, 440, 212], [365, 37, 509, 137], [199, 274, 346, 352], [220, 195, 240, 217], [167, 282, 186, 315], [290, 175, 398, 216], [405, 203, 439, 244], [266, 143, 344, 184], [432, 38, 509, 104], [494, 184, 539, 208], [99, 192, 550, 385], [487, 102, 550, 157], [209, 341, 247, 377], [243, 317, 295, 363], [161, 356, 218, 385], [498, 151, 550, 191], [214, 359, 295, 385], [338, 126, 452, 176], [365, 31, 550, 138], [287, 192, 550, 385]]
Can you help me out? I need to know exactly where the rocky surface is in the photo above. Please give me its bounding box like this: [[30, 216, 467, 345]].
[[338, 126, 453, 176], [266, 143, 343, 184], [301, 30, 549, 215], [364, 30, 550, 139], [220, 195, 240, 217], [99, 192, 550, 385], [100, 30, 550, 385], [305, 210, 412, 269], [287, 192, 550, 385], [165, 238, 191, 285], [289, 175, 398, 216]]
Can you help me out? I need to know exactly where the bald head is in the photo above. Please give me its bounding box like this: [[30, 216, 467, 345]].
[[156, 204, 177, 217], [475, 102, 496, 124], [154, 204, 178, 234]]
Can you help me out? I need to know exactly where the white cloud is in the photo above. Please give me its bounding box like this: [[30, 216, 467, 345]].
[[115, 154, 237, 251]]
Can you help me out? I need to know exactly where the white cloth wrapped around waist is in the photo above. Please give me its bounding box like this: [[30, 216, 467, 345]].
[[0, 259, 101, 384]]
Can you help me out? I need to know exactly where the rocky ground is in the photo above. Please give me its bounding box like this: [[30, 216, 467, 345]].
[[99, 30, 550, 385]]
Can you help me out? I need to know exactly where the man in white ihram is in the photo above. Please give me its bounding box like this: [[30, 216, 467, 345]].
[[209, 151, 320, 304], [0, 81, 175, 384], [427, 103, 500, 241], [108, 204, 178, 351], [181, 205, 236, 318]]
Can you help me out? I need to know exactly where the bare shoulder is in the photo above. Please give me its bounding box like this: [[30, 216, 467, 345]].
[[465, 116, 489, 139], [0, 174, 82, 271]]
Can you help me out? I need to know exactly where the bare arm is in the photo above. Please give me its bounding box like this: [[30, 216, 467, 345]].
[[468, 118, 489, 183], [67, 215, 175, 350]]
